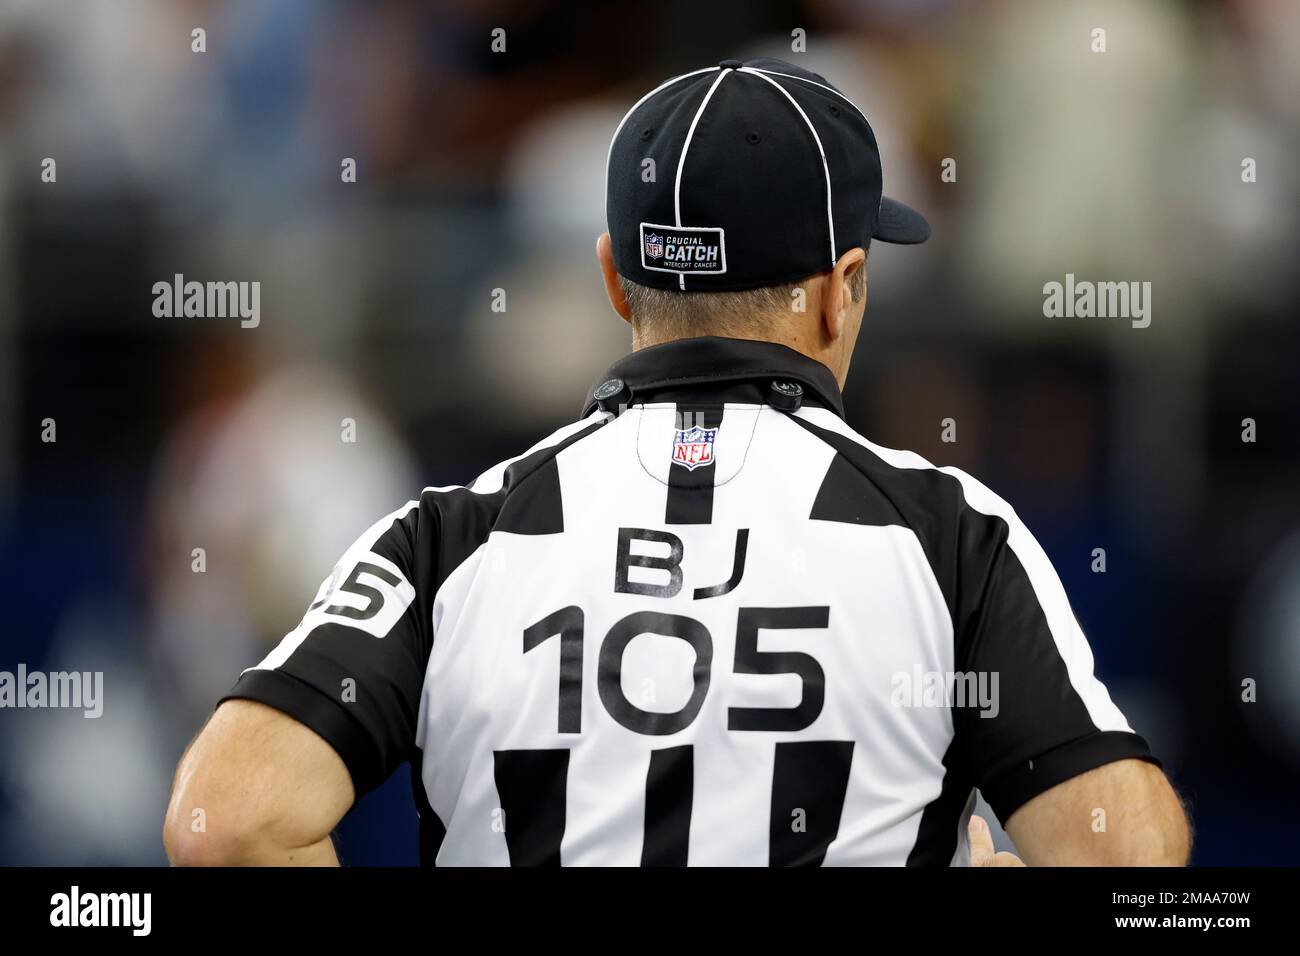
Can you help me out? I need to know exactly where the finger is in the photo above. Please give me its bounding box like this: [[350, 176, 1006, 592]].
[[968, 814, 996, 866], [990, 851, 1027, 867]]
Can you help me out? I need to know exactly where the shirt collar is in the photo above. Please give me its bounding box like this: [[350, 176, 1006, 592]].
[[581, 336, 845, 419]]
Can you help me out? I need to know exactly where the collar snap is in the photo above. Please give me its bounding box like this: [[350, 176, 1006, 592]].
[[768, 380, 804, 412], [592, 377, 632, 414]]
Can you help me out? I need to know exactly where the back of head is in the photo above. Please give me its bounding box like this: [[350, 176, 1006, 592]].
[[600, 57, 927, 372]]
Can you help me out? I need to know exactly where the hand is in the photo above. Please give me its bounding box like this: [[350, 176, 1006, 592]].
[[969, 814, 1026, 867]]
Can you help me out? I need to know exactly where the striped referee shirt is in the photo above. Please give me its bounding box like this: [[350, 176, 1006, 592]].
[[223, 336, 1158, 866]]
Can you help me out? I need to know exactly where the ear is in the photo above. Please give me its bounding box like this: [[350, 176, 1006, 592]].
[[820, 246, 867, 342], [596, 233, 633, 324]]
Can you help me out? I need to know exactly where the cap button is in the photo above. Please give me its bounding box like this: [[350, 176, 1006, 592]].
[[768, 380, 804, 413], [718, 59, 744, 70], [592, 378, 631, 413]]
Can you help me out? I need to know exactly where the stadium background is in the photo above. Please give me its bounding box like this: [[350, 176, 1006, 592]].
[[0, 0, 1297, 865]]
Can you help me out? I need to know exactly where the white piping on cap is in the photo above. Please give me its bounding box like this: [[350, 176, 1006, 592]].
[[742, 66, 869, 126], [739, 67, 837, 270], [748, 67, 889, 223], [671, 67, 731, 289], [604, 66, 721, 234]]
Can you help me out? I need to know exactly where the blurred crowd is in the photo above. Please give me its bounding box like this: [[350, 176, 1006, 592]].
[[0, 0, 1297, 864]]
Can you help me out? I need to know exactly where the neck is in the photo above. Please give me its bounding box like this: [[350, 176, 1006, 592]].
[[632, 325, 845, 388]]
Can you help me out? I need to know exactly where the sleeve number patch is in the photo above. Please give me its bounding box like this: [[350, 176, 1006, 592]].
[[307, 556, 416, 639]]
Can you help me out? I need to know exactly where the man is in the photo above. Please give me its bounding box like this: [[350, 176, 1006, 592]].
[[164, 58, 1188, 866]]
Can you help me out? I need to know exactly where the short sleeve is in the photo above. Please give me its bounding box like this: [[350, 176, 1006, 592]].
[[949, 477, 1160, 823], [221, 500, 431, 797]]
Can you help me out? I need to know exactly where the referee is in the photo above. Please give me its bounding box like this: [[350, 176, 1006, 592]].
[[164, 58, 1189, 866]]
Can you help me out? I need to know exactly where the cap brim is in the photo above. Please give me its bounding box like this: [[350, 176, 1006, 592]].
[[873, 196, 930, 244]]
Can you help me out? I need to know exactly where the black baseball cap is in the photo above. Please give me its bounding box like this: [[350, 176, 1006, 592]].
[[606, 57, 929, 292]]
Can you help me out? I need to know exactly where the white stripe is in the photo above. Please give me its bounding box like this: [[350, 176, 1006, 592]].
[[793, 406, 1134, 735], [672, 68, 731, 290], [739, 68, 837, 269], [604, 66, 721, 233]]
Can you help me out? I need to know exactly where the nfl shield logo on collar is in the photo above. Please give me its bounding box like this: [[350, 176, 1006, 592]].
[[644, 232, 664, 260], [672, 424, 717, 471]]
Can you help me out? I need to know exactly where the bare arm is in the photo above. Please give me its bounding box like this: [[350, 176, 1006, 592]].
[[1004, 758, 1190, 866], [163, 699, 355, 866]]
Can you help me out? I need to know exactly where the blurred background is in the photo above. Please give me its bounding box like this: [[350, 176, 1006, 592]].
[[0, 0, 1297, 865]]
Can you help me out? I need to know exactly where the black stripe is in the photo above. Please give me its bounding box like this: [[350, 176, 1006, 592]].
[[493, 749, 569, 866], [410, 748, 447, 867], [905, 739, 973, 866], [665, 405, 724, 525], [641, 745, 694, 866], [494, 455, 566, 535], [769, 740, 854, 866], [451, 417, 607, 560], [810, 452, 908, 526], [792, 415, 963, 621]]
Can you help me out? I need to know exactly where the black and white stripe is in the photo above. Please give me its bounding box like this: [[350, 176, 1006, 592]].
[[223, 337, 1157, 867]]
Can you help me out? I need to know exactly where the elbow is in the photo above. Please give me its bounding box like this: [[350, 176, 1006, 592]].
[[163, 758, 253, 867], [1142, 818, 1191, 867], [1155, 792, 1193, 866], [1007, 760, 1194, 866], [1129, 779, 1193, 866], [162, 789, 226, 867], [163, 699, 347, 866], [163, 813, 219, 867], [162, 809, 216, 867]]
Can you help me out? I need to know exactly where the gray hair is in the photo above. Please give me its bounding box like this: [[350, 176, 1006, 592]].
[[620, 256, 866, 339]]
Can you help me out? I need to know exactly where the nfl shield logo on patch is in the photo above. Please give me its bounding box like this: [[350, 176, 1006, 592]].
[[644, 232, 664, 260], [672, 425, 717, 471]]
